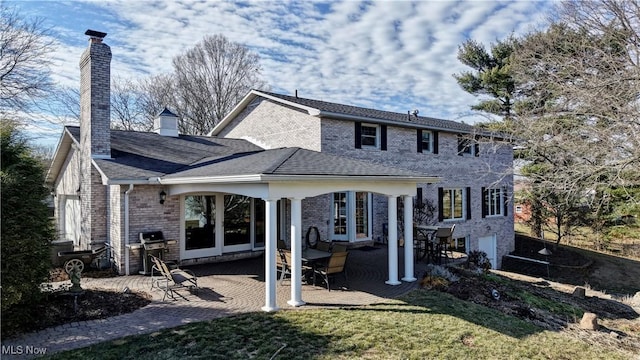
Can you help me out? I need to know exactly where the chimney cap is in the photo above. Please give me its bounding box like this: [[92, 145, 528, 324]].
[[85, 29, 107, 39]]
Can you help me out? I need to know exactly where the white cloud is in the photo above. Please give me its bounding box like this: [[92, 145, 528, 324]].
[[8, 0, 554, 145]]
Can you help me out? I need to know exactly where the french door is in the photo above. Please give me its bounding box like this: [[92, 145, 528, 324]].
[[331, 191, 371, 242]]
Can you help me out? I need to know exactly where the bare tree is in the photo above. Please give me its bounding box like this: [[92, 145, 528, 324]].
[[137, 73, 176, 129], [111, 77, 151, 131], [46, 85, 80, 123], [509, 1, 640, 245], [0, 6, 54, 114], [171, 34, 268, 134]]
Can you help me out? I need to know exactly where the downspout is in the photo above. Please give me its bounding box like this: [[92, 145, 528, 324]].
[[124, 184, 134, 275]]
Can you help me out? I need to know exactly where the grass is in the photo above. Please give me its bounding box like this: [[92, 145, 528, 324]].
[[45, 290, 630, 360], [482, 273, 584, 319]]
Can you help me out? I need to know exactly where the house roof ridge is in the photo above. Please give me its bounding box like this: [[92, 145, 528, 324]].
[[258, 90, 447, 122], [262, 147, 300, 174]]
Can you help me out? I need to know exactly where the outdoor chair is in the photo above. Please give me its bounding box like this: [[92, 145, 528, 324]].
[[278, 249, 313, 284], [434, 224, 456, 264], [313, 251, 349, 291], [316, 241, 332, 252], [276, 249, 291, 284], [149, 255, 198, 301], [331, 243, 348, 253]]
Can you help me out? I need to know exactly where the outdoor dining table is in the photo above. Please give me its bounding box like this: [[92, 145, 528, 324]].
[[301, 248, 332, 284]]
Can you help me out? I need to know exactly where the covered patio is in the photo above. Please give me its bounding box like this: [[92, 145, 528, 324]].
[[161, 147, 438, 311]]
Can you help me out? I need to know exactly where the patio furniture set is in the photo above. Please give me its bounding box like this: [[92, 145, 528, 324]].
[[413, 225, 456, 265], [277, 240, 349, 291]]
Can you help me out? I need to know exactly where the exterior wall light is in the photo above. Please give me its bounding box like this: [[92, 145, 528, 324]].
[[159, 190, 167, 204]]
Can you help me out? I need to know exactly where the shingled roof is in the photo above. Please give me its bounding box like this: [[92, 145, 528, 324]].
[[164, 147, 427, 179], [210, 89, 480, 137], [61, 126, 432, 184], [258, 90, 474, 133]]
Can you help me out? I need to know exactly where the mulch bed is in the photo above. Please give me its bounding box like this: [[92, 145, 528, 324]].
[[2, 267, 151, 339]]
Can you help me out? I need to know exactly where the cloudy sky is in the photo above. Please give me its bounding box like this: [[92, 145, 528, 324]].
[[9, 0, 553, 147]]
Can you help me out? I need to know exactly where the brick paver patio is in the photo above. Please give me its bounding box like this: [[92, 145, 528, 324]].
[[1, 246, 438, 359]]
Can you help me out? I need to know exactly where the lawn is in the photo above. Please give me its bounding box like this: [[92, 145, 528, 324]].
[[46, 290, 632, 360]]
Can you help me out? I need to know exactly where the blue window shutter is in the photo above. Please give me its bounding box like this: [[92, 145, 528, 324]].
[[355, 122, 361, 149], [381, 125, 387, 150], [433, 131, 439, 154], [474, 143, 480, 157]]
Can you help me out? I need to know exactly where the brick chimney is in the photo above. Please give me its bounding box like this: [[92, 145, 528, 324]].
[[79, 29, 111, 249], [80, 29, 111, 159]]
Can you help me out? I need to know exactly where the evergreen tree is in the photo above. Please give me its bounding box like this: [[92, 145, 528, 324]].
[[1, 119, 53, 312], [453, 36, 519, 121]]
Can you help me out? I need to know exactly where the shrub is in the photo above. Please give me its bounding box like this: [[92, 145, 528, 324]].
[[420, 264, 459, 290], [466, 250, 492, 274], [1, 121, 54, 313]]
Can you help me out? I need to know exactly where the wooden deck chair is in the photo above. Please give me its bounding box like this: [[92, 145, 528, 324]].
[[149, 255, 198, 301], [313, 251, 349, 291]]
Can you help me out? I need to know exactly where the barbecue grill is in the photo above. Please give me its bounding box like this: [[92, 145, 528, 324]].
[[139, 231, 168, 275]]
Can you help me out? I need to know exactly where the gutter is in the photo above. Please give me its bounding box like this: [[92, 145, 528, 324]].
[[124, 184, 134, 275], [158, 174, 440, 185]]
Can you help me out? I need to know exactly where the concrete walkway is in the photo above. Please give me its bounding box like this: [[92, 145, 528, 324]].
[[2, 246, 437, 359]]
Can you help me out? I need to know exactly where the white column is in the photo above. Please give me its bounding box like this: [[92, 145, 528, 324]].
[[386, 195, 401, 285], [287, 197, 305, 306], [262, 199, 279, 312], [402, 195, 417, 282]]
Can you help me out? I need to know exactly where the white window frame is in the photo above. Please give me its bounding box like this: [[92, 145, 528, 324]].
[[360, 123, 379, 149], [442, 188, 465, 221], [421, 130, 433, 153], [487, 188, 503, 217], [458, 137, 475, 156]]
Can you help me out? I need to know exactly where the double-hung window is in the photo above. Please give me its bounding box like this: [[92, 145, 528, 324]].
[[439, 188, 469, 221], [417, 129, 438, 154], [421, 131, 432, 152], [361, 124, 379, 148], [482, 187, 508, 217], [443, 188, 464, 220], [457, 135, 479, 156], [487, 188, 502, 216], [355, 122, 387, 150]]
